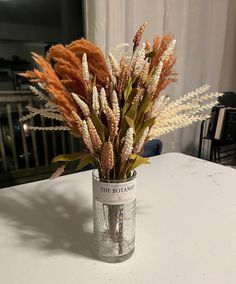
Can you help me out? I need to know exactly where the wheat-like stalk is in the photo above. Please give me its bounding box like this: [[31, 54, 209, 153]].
[[111, 90, 120, 123], [121, 127, 134, 163], [134, 127, 149, 154], [132, 43, 146, 76], [92, 86, 100, 115], [138, 62, 150, 86], [71, 93, 90, 117], [29, 85, 47, 101], [106, 107, 118, 142], [27, 126, 70, 131], [87, 117, 102, 150], [108, 53, 120, 77], [147, 61, 163, 94], [82, 53, 90, 87], [133, 21, 147, 51], [20, 22, 221, 180], [100, 87, 109, 112], [149, 114, 208, 139], [100, 141, 114, 177], [82, 120, 94, 153], [160, 39, 176, 62]]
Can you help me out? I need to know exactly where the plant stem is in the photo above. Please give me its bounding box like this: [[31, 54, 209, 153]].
[[107, 204, 124, 254]]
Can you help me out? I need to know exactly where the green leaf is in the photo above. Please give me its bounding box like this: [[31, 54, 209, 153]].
[[125, 154, 150, 176], [145, 50, 156, 60], [126, 102, 137, 120], [129, 154, 150, 171], [124, 77, 132, 101], [125, 115, 135, 131], [134, 117, 156, 144], [76, 153, 95, 171], [135, 91, 154, 129], [91, 109, 107, 141], [52, 152, 86, 163]]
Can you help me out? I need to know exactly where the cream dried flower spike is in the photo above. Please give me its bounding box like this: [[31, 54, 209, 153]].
[[20, 22, 222, 179]]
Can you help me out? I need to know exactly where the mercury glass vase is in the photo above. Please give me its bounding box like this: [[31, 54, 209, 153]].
[[92, 170, 137, 263]]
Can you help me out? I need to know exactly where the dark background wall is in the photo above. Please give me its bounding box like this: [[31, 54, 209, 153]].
[[0, 0, 84, 90]]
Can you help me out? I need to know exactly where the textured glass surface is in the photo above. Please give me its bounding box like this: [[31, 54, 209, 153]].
[[92, 172, 136, 263]]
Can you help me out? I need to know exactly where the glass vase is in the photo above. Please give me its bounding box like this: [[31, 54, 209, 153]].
[[92, 170, 136, 263]]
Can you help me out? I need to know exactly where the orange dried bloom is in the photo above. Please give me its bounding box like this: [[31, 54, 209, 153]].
[[67, 39, 110, 90], [150, 35, 177, 100], [100, 141, 114, 177], [20, 53, 80, 136], [46, 44, 86, 98]]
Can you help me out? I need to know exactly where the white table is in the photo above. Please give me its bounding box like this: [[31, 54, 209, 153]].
[[0, 153, 236, 284]]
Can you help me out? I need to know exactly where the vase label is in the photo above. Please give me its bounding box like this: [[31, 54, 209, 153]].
[[93, 179, 136, 205]]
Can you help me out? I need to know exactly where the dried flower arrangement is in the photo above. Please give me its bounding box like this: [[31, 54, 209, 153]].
[[20, 22, 221, 179]]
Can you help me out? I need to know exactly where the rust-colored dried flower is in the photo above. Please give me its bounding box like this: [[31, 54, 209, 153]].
[[117, 64, 129, 97], [132, 87, 144, 105], [20, 53, 81, 136], [20, 23, 219, 181], [106, 107, 118, 142], [100, 141, 114, 176], [133, 22, 147, 52], [67, 38, 110, 90], [138, 62, 150, 86]]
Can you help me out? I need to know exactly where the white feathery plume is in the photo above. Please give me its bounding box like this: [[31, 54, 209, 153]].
[[27, 126, 70, 131], [20, 106, 64, 122], [92, 86, 100, 115], [139, 62, 150, 86], [19, 112, 36, 122], [164, 87, 220, 116], [147, 61, 163, 94], [145, 95, 170, 120], [133, 42, 146, 76], [160, 39, 176, 62], [29, 86, 58, 111], [29, 85, 47, 101], [121, 127, 134, 163], [169, 84, 210, 106], [146, 39, 176, 94], [148, 114, 208, 139], [147, 89, 222, 140], [108, 52, 120, 77], [72, 111, 83, 128], [196, 92, 222, 102], [100, 87, 109, 112], [71, 93, 90, 117], [111, 90, 120, 123], [82, 120, 94, 153], [134, 127, 149, 154], [108, 43, 130, 65], [82, 53, 89, 82], [38, 82, 46, 90]]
